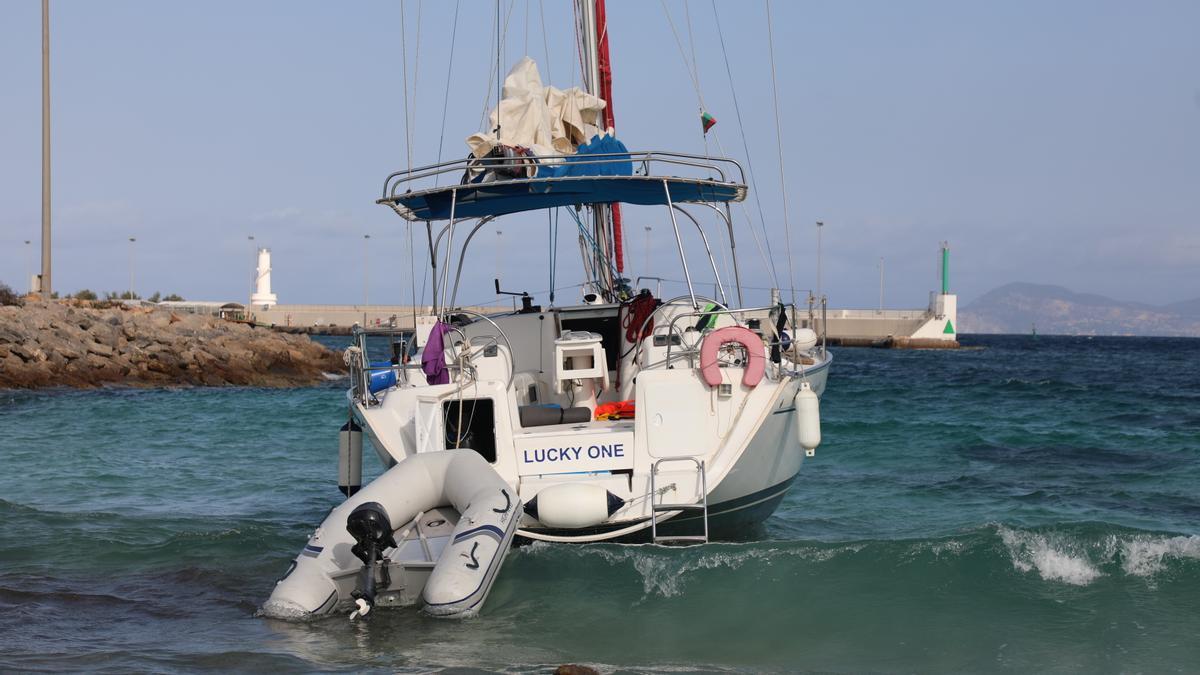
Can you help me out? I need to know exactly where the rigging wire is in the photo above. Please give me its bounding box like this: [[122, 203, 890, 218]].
[[435, 0, 462, 178], [478, 8, 498, 131], [661, 0, 778, 298], [538, 0, 552, 82], [658, 0, 706, 111], [411, 0, 422, 167], [681, 0, 709, 155], [765, 0, 797, 307], [399, 2, 413, 171], [409, 222, 419, 328], [400, 2, 423, 325], [548, 209, 559, 306], [710, 0, 780, 289], [496, 0, 503, 134]]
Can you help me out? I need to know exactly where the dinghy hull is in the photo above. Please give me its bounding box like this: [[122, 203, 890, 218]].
[[262, 449, 519, 620]]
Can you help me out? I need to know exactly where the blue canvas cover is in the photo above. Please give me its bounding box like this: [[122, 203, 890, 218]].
[[537, 135, 633, 179]]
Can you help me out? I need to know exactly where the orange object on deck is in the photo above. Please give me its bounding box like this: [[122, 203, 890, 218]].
[[594, 400, 636, 421]]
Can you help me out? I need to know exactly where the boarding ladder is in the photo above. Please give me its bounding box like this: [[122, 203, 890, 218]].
[[650, 457, 709, 545]]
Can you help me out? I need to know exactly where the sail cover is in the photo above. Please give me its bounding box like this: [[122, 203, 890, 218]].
[[466, 58, 608, 162]]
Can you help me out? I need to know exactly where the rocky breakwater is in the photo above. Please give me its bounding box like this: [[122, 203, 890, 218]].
[[0, 302, 346, 389]]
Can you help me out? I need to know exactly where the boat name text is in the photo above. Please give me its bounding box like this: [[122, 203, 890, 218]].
[[522, 443, 625, 464]]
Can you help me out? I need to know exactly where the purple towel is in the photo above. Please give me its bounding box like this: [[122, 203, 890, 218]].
[[421, 321, 453, 385]]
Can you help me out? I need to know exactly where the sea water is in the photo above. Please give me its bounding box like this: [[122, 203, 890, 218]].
[[1, 335, 1198, 672]]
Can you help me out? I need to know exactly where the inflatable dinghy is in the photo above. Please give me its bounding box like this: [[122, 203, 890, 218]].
[[263, 449, 520, 620]]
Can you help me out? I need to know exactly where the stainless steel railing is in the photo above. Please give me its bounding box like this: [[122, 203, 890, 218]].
[[379, 150, 747, 204]]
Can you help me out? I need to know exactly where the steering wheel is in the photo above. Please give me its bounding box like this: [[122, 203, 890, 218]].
[[631, 295, 730, 366], [441, 310, 517, 388]]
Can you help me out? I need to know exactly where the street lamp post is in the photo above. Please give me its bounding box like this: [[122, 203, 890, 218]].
[[248, 235, 255, 316], [878, 257, 884, 312], [363, 235, 371, 326], [643, 225, 651, 275], [24, 240, 32, 293], [815, 221, 824, 302], [41, 0, 52, 299], [128, 237, 136, 300]]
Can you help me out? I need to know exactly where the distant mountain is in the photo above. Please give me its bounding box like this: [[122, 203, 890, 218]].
[[960, 283, 1200, 336]]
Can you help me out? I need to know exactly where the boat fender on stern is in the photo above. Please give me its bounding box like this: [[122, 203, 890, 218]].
[[795, 381, 821, 454], [524, 482, 626, 529]]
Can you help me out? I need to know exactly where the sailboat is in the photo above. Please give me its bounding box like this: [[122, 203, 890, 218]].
[[264, 0, 832, 621]]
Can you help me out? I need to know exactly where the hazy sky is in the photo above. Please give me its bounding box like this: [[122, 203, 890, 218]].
[[2, 0, 1197, 309]]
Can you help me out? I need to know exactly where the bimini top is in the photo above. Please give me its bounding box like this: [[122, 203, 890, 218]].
[[378, 144, 748, 222]]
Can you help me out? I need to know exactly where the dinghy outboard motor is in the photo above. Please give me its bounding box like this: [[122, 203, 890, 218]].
[[346, 501, 396, 619]]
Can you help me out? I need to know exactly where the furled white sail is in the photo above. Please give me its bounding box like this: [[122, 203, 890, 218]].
[[466, 57, 608, 160]]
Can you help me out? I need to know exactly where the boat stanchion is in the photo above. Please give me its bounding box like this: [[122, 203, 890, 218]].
[[339, 418, 363, 497]]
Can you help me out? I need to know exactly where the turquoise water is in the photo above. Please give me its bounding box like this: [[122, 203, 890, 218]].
[[2, 335, 1198, 673]]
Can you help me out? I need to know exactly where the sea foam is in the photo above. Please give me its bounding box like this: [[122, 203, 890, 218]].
[[999, 526, 1101, 585]]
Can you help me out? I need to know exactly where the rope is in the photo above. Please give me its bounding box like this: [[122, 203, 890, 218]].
[[765, 0, 797, 307], [566, 206, 619, 290]]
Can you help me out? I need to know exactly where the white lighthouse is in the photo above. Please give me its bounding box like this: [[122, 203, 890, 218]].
[[251, 247, 278, 309]]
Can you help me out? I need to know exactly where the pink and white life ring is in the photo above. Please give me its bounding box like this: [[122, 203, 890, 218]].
[[699, 326, 765, 388]]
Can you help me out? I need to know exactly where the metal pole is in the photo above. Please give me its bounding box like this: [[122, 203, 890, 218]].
[[247, 235, 255, 313], [128, 237, 136, 299], [363, 234, 371, 309], [643, 225, 651, 275], [878, 257, 883, 312], [41, 0, 52, 298], [815, 221, 824, 303], [24, 240, 31, 293]]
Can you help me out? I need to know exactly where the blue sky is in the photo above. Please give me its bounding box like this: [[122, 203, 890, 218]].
[[2, 0, 1198, 309]]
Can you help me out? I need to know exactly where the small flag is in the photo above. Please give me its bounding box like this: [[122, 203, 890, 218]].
[[701, 111, 717, 134]]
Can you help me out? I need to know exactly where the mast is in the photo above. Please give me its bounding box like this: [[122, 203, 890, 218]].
[[594, 0, 625, 278], [578, 0, 617, 299]]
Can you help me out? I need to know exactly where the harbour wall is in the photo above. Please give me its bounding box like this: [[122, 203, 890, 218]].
[[252, 304, 493, 333], [254, 294, 958, 348]]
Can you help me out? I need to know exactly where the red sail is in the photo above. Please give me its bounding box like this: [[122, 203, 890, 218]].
[[595, 0, 625, 274]]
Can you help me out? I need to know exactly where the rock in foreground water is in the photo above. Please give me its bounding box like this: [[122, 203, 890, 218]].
[[0, 302, 345, 389]]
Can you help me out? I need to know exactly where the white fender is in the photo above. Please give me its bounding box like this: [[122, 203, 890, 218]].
[[262, 449, 520, 620], [523, 482, 625, 529], [790, 328, 818, 353], [795, 382, 821, 453]]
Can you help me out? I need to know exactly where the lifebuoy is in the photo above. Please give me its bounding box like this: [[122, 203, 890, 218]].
[[699, 326, 766, 388]]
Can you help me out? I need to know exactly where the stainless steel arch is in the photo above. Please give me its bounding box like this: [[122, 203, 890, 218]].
[[671, 205, 728, 307]]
